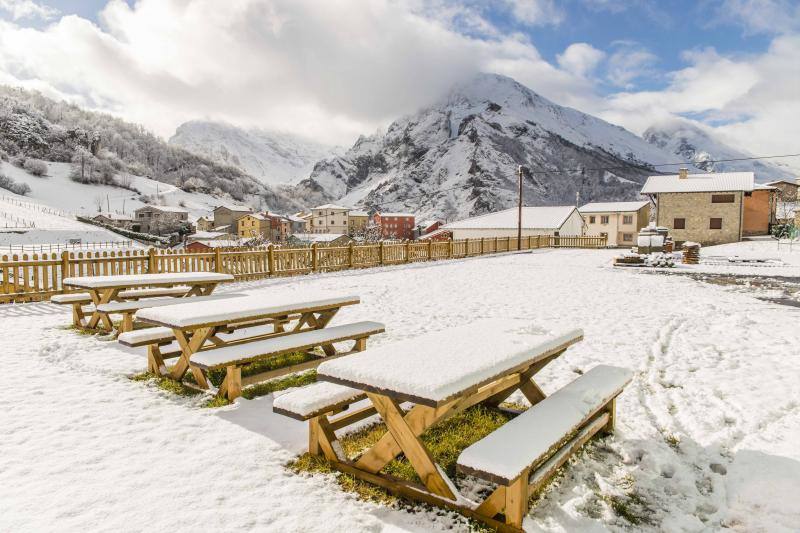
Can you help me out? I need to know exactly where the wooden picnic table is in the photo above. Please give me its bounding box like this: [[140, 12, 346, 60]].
[[133, 294, 365, 395], [62, 272, 233, 331], [312, 320, 586, 531]]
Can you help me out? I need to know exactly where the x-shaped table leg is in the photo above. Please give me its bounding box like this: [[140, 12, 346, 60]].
[[169, 326, 215, 383], [87, 287, 120, 330]]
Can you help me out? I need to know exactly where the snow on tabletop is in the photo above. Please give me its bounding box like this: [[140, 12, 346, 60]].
[[190, 321, 384, 368], [272, 382, 364, 418], [317, 319, 582, 403], [136, 292, 360, 327], [62, 271, 234, 288], [457, 365, 632, 481]]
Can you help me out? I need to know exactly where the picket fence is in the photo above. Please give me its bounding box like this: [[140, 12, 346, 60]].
[[0, 235, 606, 303]]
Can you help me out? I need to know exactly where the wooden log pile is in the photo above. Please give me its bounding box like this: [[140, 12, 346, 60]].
[[614, 254, 645, 267], [682, 242, 700, 264]]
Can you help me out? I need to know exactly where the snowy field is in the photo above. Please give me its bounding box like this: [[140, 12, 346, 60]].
[[1, 247, 799, 532]]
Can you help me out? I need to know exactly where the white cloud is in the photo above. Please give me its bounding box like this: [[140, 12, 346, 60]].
[[504, 0, 565, 26], [557, 43, 605, 78], [605, 41, 658, 88], [0, 0, 57, 20], [715, 0, 800, 35]]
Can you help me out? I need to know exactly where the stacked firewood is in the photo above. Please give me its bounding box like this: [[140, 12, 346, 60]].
[[682, 242, 700, 264]]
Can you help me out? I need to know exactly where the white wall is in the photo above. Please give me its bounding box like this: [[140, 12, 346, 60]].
[[450, 210, 584, 240]]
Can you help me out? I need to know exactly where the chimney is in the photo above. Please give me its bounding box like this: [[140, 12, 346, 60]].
[[678, 167, 688, 179]]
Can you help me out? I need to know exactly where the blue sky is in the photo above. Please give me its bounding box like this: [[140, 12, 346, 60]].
[[0, 0, 797, 159]]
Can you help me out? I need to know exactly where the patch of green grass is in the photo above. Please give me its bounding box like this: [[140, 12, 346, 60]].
[[184, 351, 316, 387], [129, 371, 201, 397], [603, 491, 655, 526], [202, 370, 318, 408], [664, 433, 681, 451]]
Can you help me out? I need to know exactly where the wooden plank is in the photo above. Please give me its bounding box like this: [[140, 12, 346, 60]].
[[504, 473, 529, 528]]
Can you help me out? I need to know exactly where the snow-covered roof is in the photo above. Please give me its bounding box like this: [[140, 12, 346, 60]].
[[292, 233, 350, 243], [444, 206, 577, 230], [378, 212, 415, 218], [187, 239, 247, 248], [214, 204, 253, 212], [136, 205, 189, 213], [94, 212, 133, 221], [420, 219, 440, 229], [349, 210, 370, 217], [641, 172, 754, 194], [419, 228, 451, 240], [284, 214, 307, 223], [188, 231, 227, 239], [240, 213, 266, 221], [765, 179, 799, 187], [754, 183, 778, 190], [313, 204, 350, 210], [212, 224, 231, 232], [578, 201, 649, 213]]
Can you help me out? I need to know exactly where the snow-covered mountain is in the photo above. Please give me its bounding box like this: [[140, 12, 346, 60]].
[[298, 73, 689, 220], [169, 121, 341, 187], [643, 119, 797, 182]]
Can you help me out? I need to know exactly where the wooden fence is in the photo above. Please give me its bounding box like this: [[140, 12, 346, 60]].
[[0, 235, 606, 303]]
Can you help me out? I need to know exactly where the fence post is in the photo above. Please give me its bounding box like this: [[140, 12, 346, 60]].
[[427, 239, 432, 260], [494, 236, 499, 254], [60, 251, 70, 292], [448, 239, 453, 258], [348, 242, 354, 268], [148, 248, 158, 273], [405, 240, 411, 263], [465, 238, 469, 256], [481, 238, 485, 255], [214, 248, 223, 273], [311, 243, 318, 271], [379, 241, 385, 265], [267, 244, 275, 276]]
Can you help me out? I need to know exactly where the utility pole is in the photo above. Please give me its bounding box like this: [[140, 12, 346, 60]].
[[517, 165, 524, 249], [106, 194, 110, 212]]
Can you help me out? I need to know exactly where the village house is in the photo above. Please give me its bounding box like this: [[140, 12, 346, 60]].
[[213, 204, 253, 231], [641, 169, 764, 245], [443, 206, 584, 240], [237, 213, 270, 239], [374, 212, 416, 240], [418, 228, 452, 241], [195, 216, 214, 232], [764, 179, 799, 201], [578, 201, 650, 247], [417, 219, 443, 237], [348, 210, 370, 235], [285, 214, 308, 235], [311, 204, 350, 234], [133, 205, 189, 234], [744, 184, 778, 235], [184, 238, 246, 252], [92, 212, 134, 229], [266, 213, 290, 242]]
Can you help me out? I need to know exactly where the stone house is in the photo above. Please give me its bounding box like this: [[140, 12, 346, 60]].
[[764, 179, 799, 201], [93, 212, 133, 228], [641, 170, 757, 245], [195, 216, 214, 232], [133, 205, 189, 234], [579, 201, 650, 247]]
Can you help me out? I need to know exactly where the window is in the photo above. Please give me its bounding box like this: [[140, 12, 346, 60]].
[[710, 218, 723, 229], [622, 215, 633, 224], [745, 191, 752, 197], [711, 194, 735, 203], [589, 216, 595, 223], [674, 218, 686, 229], [622, 233, 633, 242], [600, 215, 609, 224]]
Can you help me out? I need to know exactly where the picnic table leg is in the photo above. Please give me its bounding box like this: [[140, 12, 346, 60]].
[[504, 472, 529, 529], [367, 392, 457, 500], [87, 288, 120, 330], [71, 303, 87, 328], [169, 327, 214, 381], [147, 345, 167, 375]]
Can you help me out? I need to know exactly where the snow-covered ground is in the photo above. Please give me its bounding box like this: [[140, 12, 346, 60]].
[[1, 248, 799, 532]]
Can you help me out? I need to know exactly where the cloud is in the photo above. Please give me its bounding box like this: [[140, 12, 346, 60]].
[[714, 0, 800, 35], [504, 0, 565, 26], [557, 43, 605, 78], [605, 41, 658, 88], [0, 0, 58, 20]]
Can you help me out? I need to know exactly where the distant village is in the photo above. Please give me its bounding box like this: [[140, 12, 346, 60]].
[[90, 169, 799, 250]]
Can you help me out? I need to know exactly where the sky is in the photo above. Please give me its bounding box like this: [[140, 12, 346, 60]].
[[0, 0, 798, 163]]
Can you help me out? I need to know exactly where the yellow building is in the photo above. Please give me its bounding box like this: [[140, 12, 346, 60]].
[[237, 213, 269, 238], [348, 210, 370, 234], [579, 201, 650, 247]]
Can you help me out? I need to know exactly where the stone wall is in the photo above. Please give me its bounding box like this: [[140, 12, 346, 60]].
[[656, 192, 743, 245]]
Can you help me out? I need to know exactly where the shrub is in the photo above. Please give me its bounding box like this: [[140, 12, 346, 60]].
[[23, 158, 47, 176], [0, 173, 32, 196], [11, 154, 26, 167]]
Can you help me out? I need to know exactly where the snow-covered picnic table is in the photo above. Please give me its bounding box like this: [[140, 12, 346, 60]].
[[280, 319, 631, 531], [60, 272, 233, 331], [130, 294, 383, 400]]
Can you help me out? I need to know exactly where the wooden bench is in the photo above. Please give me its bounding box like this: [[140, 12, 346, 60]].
[[190, 321, 386, 401], [456, 365, 633, 530], [96, 293, 244, 334], [51, 292, 94, 327]]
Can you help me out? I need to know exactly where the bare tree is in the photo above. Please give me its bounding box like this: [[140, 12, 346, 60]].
[[93, 194, 105, 213]]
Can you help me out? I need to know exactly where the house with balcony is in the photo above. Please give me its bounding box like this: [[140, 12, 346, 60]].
[[578, 201, 650, 247]]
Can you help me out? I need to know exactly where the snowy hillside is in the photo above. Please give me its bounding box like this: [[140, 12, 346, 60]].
[[169, 121, 341, 186], [644, 119, 798, 181], [300, 73, 692, 220]]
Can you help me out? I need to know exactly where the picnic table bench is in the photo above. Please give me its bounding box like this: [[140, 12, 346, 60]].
[[274, 319, 632, 532], [130, 294, 384, 400], [59, 272, 233, 331]]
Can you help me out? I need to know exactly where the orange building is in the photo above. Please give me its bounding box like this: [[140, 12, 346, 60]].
[[742, 184, 777, 236]]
